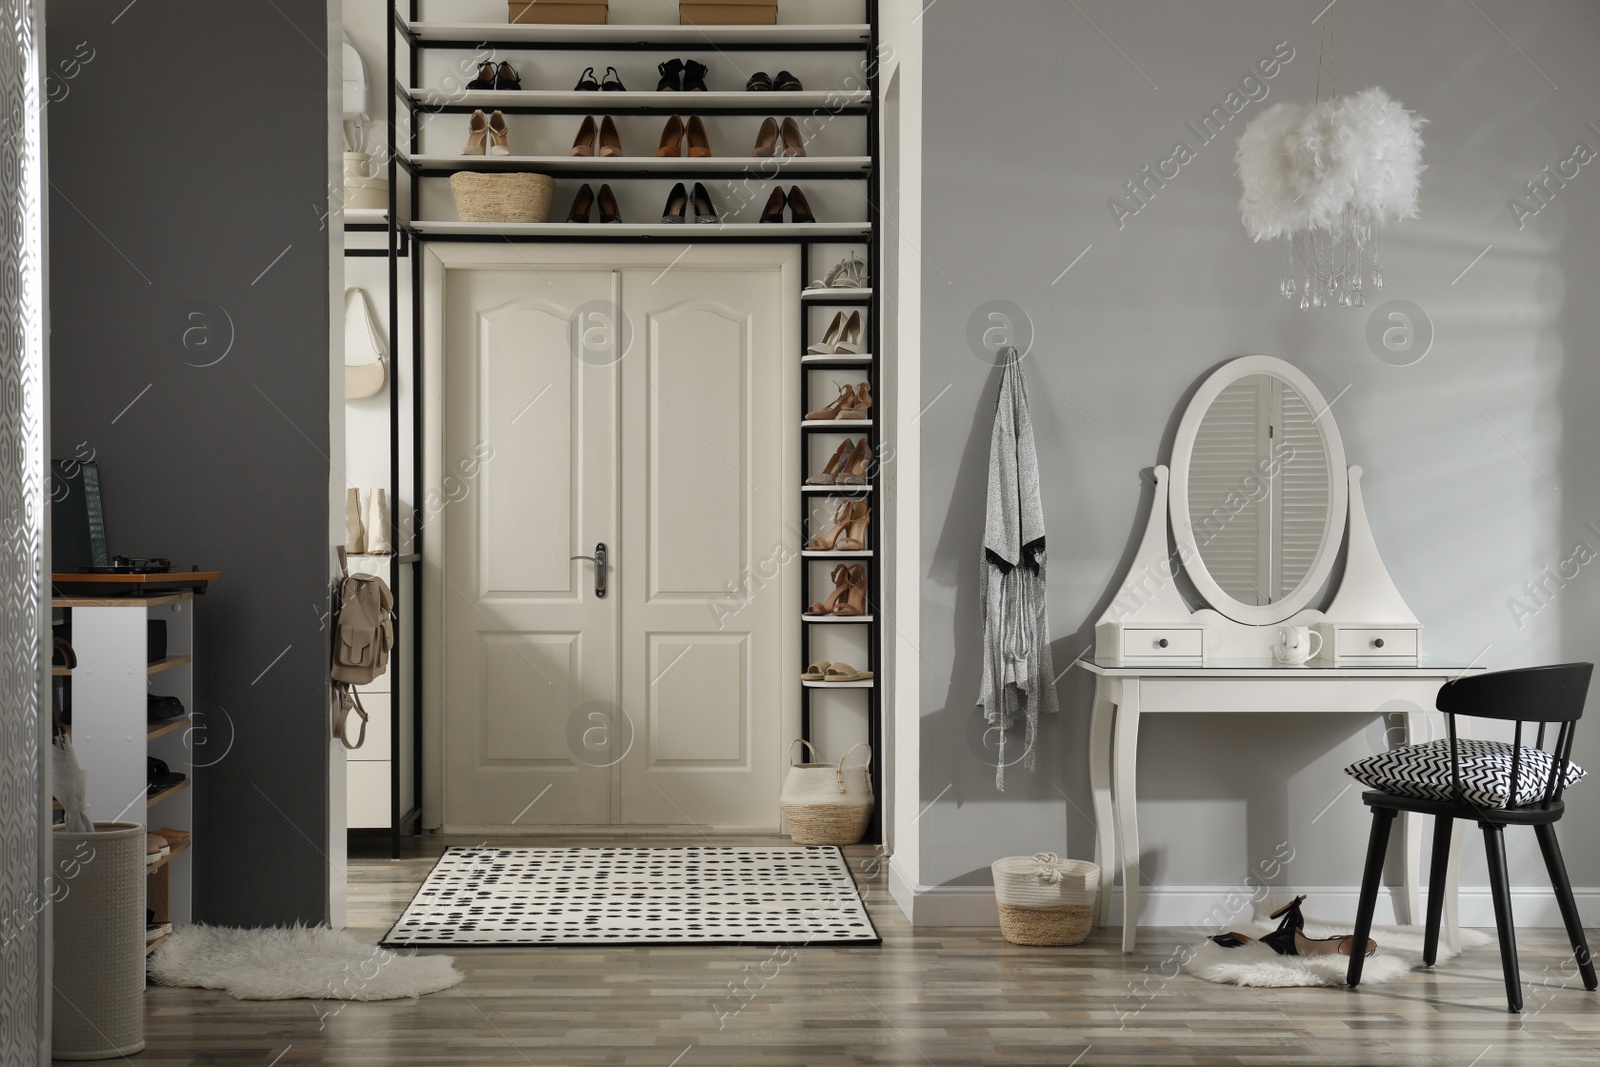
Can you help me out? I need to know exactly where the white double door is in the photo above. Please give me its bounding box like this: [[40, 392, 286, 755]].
[[435, 250, 796, 831]]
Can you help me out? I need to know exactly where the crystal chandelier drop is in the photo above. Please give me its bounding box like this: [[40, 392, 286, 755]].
[[1234, 16, 1425, 309]]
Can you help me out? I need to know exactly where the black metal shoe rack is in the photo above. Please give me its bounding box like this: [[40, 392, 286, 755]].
[[383, 0, 883, 843]]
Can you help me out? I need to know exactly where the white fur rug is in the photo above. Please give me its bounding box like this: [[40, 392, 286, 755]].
[[1184, 917, 1492, 988], [148, 924, 463, 1001]]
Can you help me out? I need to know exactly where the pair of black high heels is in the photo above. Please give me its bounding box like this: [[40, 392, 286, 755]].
[[759, 185, 815, 224], [567, 183, 621, 224], [661, 182, 717, 224], [1210, 896, 1378, 957], [656, 59, 708, 92], [574, 66, 626, 92], [468, 62, 521, 91]]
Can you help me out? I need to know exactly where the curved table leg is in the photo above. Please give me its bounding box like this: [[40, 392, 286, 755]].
[[1114, 678, 1141, 952], [1089, 678, 1116, 928]]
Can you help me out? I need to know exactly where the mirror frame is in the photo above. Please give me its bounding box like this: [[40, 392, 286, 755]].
[[1169, 355, 1349, 626]]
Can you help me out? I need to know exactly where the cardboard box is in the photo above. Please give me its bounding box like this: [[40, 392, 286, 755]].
[[681, 0, 776, 25], [509, 1, 608, 25]]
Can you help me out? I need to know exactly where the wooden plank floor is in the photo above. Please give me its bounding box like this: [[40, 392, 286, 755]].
[[122, 834, 1600, 1067]]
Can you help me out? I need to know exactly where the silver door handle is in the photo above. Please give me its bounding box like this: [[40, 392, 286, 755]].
[[570, 542, 607, 598]]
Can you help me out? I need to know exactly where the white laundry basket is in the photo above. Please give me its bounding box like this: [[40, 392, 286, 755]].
[[52, 821, 146, 1059], [991, 853, 1099, 946]]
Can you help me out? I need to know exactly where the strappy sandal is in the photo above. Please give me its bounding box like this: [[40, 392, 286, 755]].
[[839, 380, 872, 419], [801, 660, 831, 681], [804, 564, 852, 615], [805, 382, 857, 421], [809, 501, 853, 550], [823, 662, 874, 682], [1259, 895, 1377, 958], [468, 63, 498, 90]]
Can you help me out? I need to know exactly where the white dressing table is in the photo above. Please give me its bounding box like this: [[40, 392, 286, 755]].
[[1082, 357, 1479, 951]]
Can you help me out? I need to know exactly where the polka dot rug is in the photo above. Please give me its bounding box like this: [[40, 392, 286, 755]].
[[381, 845, 881, 947]]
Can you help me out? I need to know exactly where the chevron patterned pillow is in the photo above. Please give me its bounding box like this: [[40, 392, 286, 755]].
[[1346, 738, 1587, 809]]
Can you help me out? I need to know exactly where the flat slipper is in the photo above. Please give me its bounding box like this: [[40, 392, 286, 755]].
[[801, 660, 831, 681], [822, 662, 874, 682]]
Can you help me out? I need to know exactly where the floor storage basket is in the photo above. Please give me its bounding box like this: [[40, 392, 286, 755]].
[[51, 821, 146, 1059], [991, 853, 1099, 946], [780, 740, 873, 845]]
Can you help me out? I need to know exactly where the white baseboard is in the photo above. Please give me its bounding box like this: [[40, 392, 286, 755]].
[[890, 881, 1600, 930]]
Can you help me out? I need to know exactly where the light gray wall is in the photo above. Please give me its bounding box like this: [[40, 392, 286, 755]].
[[47, 0, 335, 925], [919, 0, 1600, 893]]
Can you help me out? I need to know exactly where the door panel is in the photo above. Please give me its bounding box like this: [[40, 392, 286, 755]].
[[443, 268, 618, 827], [618, 269, 787, 828]]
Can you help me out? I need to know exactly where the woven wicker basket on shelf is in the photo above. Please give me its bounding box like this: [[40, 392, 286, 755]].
[[449, 172, 554, 223], [991, 853, 1099, 947], [780, 739, 874, 845]]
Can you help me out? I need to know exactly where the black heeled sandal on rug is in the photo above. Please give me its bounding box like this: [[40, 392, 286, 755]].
[[1260, 895, 1377, 957]]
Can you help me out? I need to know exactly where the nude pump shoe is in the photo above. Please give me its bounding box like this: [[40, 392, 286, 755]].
[[840, 380, 872, 419], [752, 116, 779, 157], [805, 382, 857, 421], [685, 115, 711, 157], [598, 115, 623, 157], [463, 110, 489, 155], [657, 114, 685, 157], [571, 115, 598, 156]]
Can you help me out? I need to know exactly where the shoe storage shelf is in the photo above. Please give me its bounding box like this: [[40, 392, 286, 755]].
[[385, 0, 883, 841], [53, 590, 203, 943]]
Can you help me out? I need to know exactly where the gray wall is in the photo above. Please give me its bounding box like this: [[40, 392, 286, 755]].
[[48, 0, 334, 924], [920, 0, 1600, 893]]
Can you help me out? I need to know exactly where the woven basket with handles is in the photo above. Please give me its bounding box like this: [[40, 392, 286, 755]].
[[780, 739, 874, 845], [449, 172, 554, 223], [991, 852, 1100, 946]]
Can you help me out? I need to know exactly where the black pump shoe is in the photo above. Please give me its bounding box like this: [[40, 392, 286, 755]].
[[574, 66, 601, 91], [494, 61, 522, 91], [786, 185, 815, 223], [601, 66, 627, 91], [691, 182, 718, 223], [661, 182, 688, 223], [683, 59, 708, 92], [596, 183, 622, 224], [567, 183, 595, 223], [758, 185, 786, 223], [656, 58, 684, 92]]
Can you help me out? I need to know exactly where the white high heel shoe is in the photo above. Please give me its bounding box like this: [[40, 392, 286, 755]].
[[806, 311, 846, 354]]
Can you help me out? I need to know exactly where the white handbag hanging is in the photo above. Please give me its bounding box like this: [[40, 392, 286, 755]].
[[344, 287, 387, 400]]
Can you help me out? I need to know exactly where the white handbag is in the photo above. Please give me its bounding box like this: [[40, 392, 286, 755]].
[[344, 287, 387, 400]]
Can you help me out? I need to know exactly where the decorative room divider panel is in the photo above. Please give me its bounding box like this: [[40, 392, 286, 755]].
[[0, 1, 48, 1063]]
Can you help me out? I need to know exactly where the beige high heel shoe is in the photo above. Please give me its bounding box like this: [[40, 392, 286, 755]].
[[487, 110, 511, 156], [807, 438, 854, 485], [752, 116, 779, 157], [832, 310, 863, 354], [780, 117, 806, 157], [835, 438, 872, 485], [657, 114, 685, 157], [599, 115, 623, 157], [839, 380, 872, 420], [463, 110, 489, 155], [571, 115, 598, 156], [839, 501, 870, 551], [835, 564, 868, 616], [804, 564, 852, 614], [809, 501, 853, 550], [806, 311, 846, 355], [805, 382, 857, 421], [685, 115, 711, 157]]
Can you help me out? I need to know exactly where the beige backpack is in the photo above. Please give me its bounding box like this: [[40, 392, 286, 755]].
[[331, 561, 393, 750]]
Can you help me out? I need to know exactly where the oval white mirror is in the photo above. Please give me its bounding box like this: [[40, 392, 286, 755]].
[[1169, 356, 1348, 625]]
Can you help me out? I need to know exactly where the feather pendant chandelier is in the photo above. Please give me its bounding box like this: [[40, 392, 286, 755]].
[[1235, 12, 1426, 309]]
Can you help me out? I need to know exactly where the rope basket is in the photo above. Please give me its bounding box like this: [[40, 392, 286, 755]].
[[449, 172, 554, 223], [991, 853, 1099, 947], [780, 740, 874, 845]]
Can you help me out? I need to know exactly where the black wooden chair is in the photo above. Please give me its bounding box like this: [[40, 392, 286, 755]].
[[1346, 663, 1597, 1013]]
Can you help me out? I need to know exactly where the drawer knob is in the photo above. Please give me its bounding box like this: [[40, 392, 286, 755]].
[[1157, 638, 1169, 648], [1373, 638, 1385, 648]]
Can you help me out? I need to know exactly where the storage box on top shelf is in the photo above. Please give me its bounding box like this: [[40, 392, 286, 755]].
[[681, 0, 777, 26], [509, 1, 608, 24]]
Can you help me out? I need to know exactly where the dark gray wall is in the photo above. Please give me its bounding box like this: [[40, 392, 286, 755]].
[[921, 0, 1600, 891], [48, 0, 333, 924]]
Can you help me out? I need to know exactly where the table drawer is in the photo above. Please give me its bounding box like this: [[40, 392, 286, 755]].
[[1122, 628, 1203, 659], [1335, 627, 1418, 657]]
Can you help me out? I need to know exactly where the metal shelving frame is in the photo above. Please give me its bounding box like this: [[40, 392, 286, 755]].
[[384, 0, 882, 843]]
